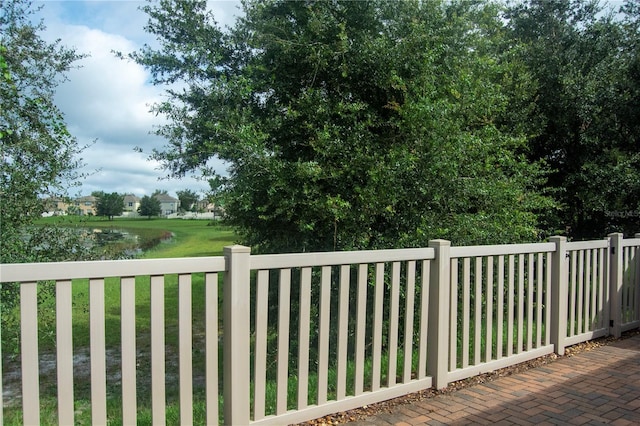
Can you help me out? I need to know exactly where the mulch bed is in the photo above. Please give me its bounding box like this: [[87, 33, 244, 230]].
[[295, 329, 640, 425]]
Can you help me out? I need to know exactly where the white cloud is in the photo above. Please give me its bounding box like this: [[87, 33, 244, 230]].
[[33, 1, 239, 198], [55, 26, 160, 140]]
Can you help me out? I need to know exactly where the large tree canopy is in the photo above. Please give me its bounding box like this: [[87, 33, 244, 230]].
[[506, 0, 640, 239], [138, 195, 162, 219], [177, 189, 199, 212], [0, 0, 88, 264], [133, 0, 552, 253], [96, 192, 125, 220]]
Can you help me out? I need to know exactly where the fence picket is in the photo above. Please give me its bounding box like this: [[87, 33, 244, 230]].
[[179, 274, 193, 425], [205, 272, 219, 426], [387, 262, 401, 387], [591, 249, 598, 329], [623, 248, 629, 322], [418, 259, 430, 379], [90, 278, 107, 425], [337, 265, 350, 399], [371, 263, 384, 391], [21, 282, 39, 425], [276, 269, 291, 413], [403, 261, 416, 383], [317, 266, 331, 403], [507, 255, 515, 357], [254, 270, 269, 420], [150, 275, 166, 425], [486, 257, 494, 363], [0, 282, 3, 425], [497, 256, 505, 359], [449, 259, 458, 371], [623, 247, 635, 323], [636, 245, 640, 323], [474, 257, 482, 365], [546, 252, 552, 345], [354, 265, 367, 395], [570, 251, 577, 337], [527, 254, 534, 351], [517, 255, 525, 354], [56, 280, 74, 425], [462, 258, 470, 368], [597, 249, 605, 330], [631, 247, 638, 322], [121, 277, 136, 425], [536, 254, 543, 348], [298, 267, 312, 407], [585, 250, 591, 332], [577, 250, 585, 334]]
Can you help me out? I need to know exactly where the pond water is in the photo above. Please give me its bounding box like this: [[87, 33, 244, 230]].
[[84, 227, 172, 259]]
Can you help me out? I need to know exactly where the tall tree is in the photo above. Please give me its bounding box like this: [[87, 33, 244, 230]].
[[96, 192, 124, 220], [138, 195, 162, 219], [131, 0, 551, 252], [506, 0, 640, 238], [1, 0, 88, 264], [177, 189, 199, 212]]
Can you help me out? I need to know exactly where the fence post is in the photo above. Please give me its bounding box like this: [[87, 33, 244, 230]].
[[609, 233, 624, 338], [636, 234, 640, 325], [550, 236, 568, 355], [427, 239, 451, 389], [223, 245, 251, 425]]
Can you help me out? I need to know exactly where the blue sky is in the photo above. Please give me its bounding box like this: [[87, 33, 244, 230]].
[[34, 1, 241, 199]]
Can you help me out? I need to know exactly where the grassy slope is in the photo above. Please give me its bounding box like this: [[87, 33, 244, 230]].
[[37, 216, 237, 258]]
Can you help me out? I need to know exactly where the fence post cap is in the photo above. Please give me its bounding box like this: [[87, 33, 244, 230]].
[[223, 245, 251, 254], [549, 235, 567, 243], [428, 239, 451, 247], [608, 232, 624, 238]]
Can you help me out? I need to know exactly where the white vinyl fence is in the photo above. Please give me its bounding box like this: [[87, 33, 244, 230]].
[[0, 233, 639, 424]]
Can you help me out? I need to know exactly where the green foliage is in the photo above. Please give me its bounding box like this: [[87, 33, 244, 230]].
[[138, 195, 162, 218], [131, 0, 553, 253], [506, 0, 640, 238], [96, 192, 125, 220], [0, 0, 89, 267]]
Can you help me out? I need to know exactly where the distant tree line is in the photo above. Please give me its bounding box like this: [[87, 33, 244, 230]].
[[90, 189, 209, 220]]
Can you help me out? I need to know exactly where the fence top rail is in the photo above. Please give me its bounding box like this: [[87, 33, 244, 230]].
[[621, 237, 640, 248], [449, 242, 556, 259], [566, 239, 609, 251], [0, 256, 226, 283], [250, 247, 435, 270]]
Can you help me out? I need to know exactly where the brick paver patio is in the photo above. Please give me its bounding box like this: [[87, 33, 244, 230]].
[[349, 334, 640, 425]]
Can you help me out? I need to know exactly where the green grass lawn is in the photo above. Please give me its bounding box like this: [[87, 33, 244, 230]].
[[37, 216, 237, 259]]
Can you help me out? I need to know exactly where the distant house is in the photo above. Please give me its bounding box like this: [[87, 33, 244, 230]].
[[74, 196, 97, 216], [195, 200, 225, 219], [154, 193, 180, 216], [122, 194, 141, 217], [42, 197, 69, 216]]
